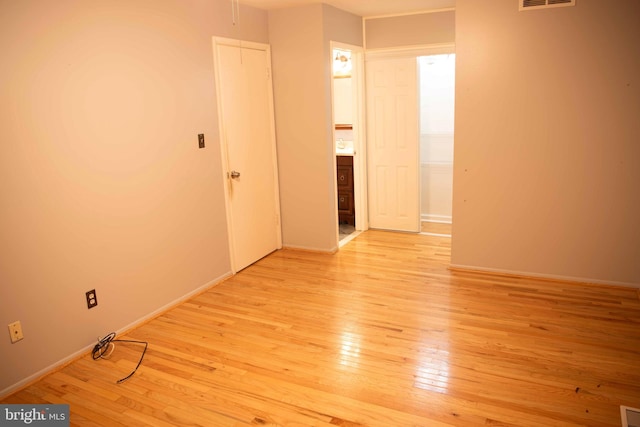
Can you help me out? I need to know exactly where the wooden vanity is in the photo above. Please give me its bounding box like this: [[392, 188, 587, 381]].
[[337, 155, 354, 226]]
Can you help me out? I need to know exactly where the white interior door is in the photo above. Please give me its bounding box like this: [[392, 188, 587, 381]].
[[214, 39, 281, 272], [366, 56, 420, 232]]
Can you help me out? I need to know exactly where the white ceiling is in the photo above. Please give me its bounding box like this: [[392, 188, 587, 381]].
[[239, 0, 456, 17]]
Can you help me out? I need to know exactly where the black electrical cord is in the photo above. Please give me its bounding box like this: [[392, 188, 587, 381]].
[[92, 332, 148, 383]]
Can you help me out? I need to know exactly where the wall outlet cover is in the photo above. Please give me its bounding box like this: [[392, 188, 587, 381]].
[[86, 289, 98, 309]]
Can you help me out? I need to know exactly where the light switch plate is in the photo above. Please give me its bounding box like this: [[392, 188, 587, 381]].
[[8, 321, 24, 343]]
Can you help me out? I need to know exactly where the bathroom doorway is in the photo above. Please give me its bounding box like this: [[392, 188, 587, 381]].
[[331, 42, 366, 247]]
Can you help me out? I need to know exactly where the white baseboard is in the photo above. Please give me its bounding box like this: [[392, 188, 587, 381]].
[[449, 264, 640, 289], [420, 232, 451, 237], [0, 343, 97, 400], [339, 230, 363, 247], [0, 271, 232, 399], [421, 215, 452, 223]]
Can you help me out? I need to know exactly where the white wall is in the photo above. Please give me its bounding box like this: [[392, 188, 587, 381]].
[[333, 77, 353, 125], [365, 10, 455, 49], [452, 0, 640, 286], [269, 4, 362, 252], [0, 0, 269, 395]]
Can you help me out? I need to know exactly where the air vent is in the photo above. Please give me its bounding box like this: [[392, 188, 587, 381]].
[[519, 0, 575, 11], [621, 406, 640, 427]]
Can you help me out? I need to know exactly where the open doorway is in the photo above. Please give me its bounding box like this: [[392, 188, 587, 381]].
[[331, 43, 366, 247], [364, 48, 454, 236], [419, 53, 455, 237]]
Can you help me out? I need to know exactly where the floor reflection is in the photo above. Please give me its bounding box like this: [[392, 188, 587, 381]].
[[338, 331, 361, 369], [413, 348, 450, 394]]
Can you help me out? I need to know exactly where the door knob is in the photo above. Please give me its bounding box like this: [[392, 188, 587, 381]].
[[229, 170, 241, 179]]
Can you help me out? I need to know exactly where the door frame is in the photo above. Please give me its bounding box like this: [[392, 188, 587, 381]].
[[330, 41, 368, 243], [212, 37, 282, 273], [365, 54, 420, 232], [364, 44, 455, 60], [364, 43, 455, 233]]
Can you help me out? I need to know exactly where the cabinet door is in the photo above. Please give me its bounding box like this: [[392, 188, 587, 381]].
[[337, 166, 353, 189], [336, 156, 355, 225], [338, 190, 354, 213]]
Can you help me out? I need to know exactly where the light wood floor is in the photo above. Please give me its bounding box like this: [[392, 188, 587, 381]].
[[3, 231, 640, 426], [421, 221, 452, 235]]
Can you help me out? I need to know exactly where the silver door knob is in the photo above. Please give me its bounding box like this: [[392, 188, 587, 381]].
[[229, 170, 241, 179]]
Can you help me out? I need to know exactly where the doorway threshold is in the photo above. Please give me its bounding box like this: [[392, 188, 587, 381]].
[[420, 220, 451, 237], [339, 230, 362, 247]]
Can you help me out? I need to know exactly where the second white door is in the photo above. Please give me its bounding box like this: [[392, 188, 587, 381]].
[[366, 56, 420, 232]]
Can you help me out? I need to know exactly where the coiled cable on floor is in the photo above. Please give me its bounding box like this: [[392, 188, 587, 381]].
[[92, 332, 148, 383]]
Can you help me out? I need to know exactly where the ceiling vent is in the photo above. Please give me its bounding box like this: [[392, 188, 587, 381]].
[[519, 0, 575, 11]]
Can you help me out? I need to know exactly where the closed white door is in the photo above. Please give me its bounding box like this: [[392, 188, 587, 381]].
[[366, 57, 420, 232], [214, 39, 281, 272]]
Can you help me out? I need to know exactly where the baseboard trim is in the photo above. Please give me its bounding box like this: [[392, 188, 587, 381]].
[[339, 230, 363, 247], [281, 245, 338, 254], [421, 215, 452, 223], [0, 342, 97, 401], [420, 232, 451, 238], [0, 271, 232, 400], [449, 264, 640, 289]]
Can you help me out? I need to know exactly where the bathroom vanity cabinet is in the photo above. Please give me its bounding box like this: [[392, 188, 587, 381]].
[[337, 155, 354, 226]]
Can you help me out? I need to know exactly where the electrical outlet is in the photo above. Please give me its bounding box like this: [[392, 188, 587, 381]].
[[198, 133, 205, 148], [8, 321, 24, 343], [86, 289, 98, 309]]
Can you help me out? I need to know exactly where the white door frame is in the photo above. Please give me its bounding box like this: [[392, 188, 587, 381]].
[[330, 41, 368, 242], [364, 43, 455, 233], [364, 44, 455, 60], [365, 54, 420, 232], [212, 37, 282, 273]]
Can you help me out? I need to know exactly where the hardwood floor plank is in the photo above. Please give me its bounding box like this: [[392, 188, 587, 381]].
[[421, 221, 452, 235], [2, 230, 639, 426]]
